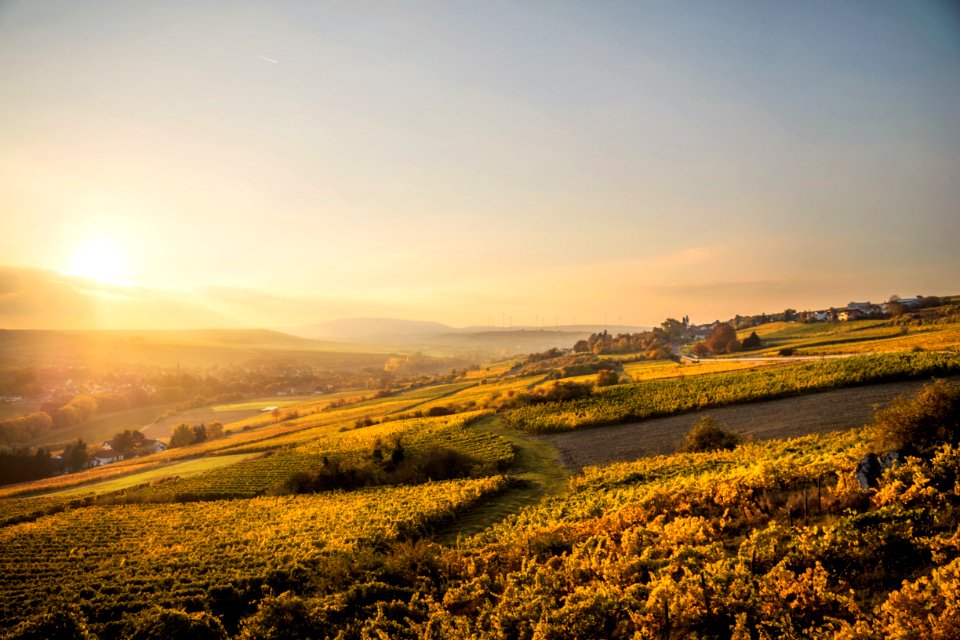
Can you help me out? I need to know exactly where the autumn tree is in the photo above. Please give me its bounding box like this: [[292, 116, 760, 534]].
[[704, 323, 738, 354], [206, 421, 224, 439]]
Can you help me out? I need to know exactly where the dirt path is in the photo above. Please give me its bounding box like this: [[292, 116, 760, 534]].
[[540, 377, 955, 471], [433, 415, 568, 544]]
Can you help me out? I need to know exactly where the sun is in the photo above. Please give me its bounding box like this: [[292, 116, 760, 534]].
[[69, 237, 128, 284]]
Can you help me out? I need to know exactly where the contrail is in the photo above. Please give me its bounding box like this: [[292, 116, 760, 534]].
[[258, 56, 279, 64]]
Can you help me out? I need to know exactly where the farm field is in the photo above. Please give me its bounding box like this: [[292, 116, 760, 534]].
[[43, 453, 262, 497], [734, 319, 960, 356], [2, 322, 960, 637], [541, 376, 955, 470], [0, 476, 509, 635], [25, 403, 178, 450], [503, 351, 960, 433], [623, 358, 779, 380]]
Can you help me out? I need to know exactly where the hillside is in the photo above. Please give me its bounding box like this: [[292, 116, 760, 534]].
[[0, 329, 390, 369], [1, 322, 959, 637]]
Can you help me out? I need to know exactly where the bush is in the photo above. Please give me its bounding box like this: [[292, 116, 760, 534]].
[[595, 369, 619, 387], [680, 416, 741, 453], [127, 607, 227, 640], [238, 592, 333, 640], [282, 444, 478, 494], [3, 607, 93, 640], [873, 379, 960, 454]]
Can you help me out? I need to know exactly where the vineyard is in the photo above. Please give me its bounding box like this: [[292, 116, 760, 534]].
[[3, 384, 958, 638], [503, 351, 960, 433], [0, 476, 509, 636], [1, 343, 959, 637], [734, 319, 960, 356]]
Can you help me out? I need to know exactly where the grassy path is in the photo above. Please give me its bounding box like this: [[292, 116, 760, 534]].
[[434, 415, 568, 544]]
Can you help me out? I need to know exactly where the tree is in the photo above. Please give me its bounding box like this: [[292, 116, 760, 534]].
[[660, 318, 686, 340], [207, 421, 224, 439], [691, 343, 710, 358], [110, 430, 145, 458], [62, 439, 89, 472], [742, 331, 763, 350], [169, 424, 196, 448], [52, 405, 80, 429], [705, 323, 737, 355]]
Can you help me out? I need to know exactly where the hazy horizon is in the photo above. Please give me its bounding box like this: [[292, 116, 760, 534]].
[[2, 1, 958, 330]]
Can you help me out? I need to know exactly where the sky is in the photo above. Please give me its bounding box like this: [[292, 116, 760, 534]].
[[1, 0, 959, 330]]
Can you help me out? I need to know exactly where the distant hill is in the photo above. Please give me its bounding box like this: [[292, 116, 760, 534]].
[[287, 318, 650, 358], [0, 329, 390, 369], [292, 318, 454, 342]]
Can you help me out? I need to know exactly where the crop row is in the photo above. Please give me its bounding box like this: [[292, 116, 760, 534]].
[[503, 351, 960, 433], [0, 475, 509, 631]]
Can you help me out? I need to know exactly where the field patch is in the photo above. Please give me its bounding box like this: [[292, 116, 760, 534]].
[[42, 453, 262, 497], [540, 377, 953, 470]]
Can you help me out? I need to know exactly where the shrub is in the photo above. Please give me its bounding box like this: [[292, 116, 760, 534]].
[[872, 379, 960, 454], [680, 416, 741, 453], [282, 445, 478, 494], [595, 369, 619, 387], [127, 607, 227, 640], [3, 607, 93, 640], [238, 592, 333, 640]]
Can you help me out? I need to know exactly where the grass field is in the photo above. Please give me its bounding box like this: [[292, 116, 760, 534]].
[[25, 403, 178, 450], [43, 453, 263, 497]]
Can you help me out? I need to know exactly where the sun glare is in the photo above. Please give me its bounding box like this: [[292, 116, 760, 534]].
[[69, 237, 128, 284]]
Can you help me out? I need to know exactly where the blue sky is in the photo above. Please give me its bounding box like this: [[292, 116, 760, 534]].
[[1, 1, 958, 328]]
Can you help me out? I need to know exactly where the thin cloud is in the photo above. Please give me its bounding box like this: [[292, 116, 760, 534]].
[[257, 55, 279, 64]]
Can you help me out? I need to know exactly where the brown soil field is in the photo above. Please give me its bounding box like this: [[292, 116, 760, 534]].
[[540, 377, 958, 471]]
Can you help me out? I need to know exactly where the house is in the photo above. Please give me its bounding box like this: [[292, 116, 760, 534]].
[[140, 439, 167, 455], [689, 324, 716, 340], [847, 302, 882, 316], [90, 448, 121, 467], [838, 308, 865, 321]]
